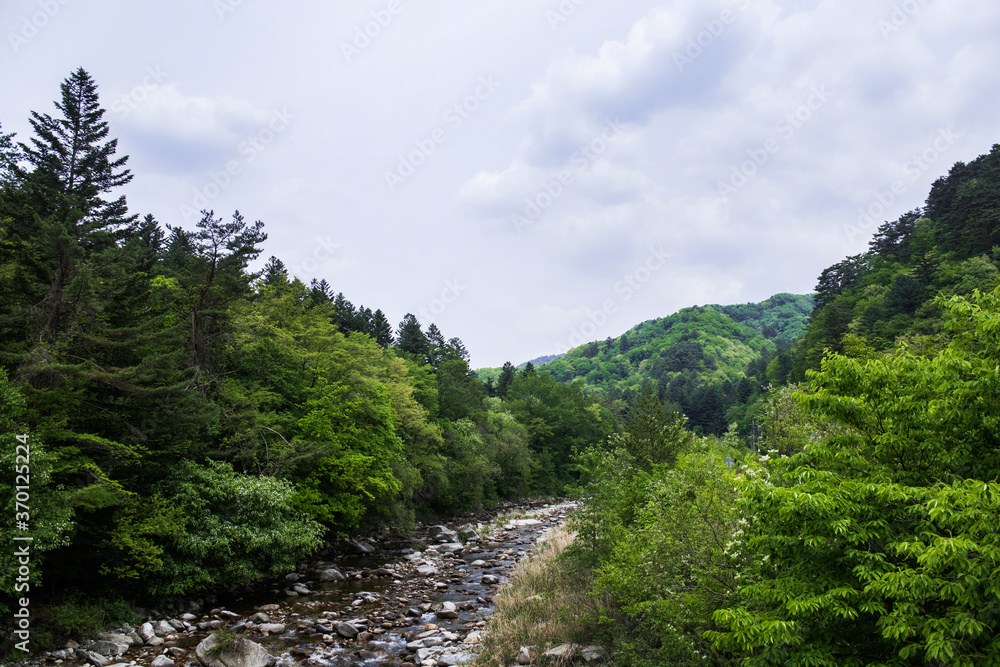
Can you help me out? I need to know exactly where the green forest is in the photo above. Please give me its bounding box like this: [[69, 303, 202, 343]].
[[4, 68, 1000, 665]]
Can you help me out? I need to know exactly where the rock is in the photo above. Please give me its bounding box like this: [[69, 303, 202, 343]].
[[284, 573, 301, 581], [544, 644, 580, 661], [428, 525, 460, 542], [151, 655, 176, 667], [91, 640, 129, 657], [249, 613, 270, 624], [292, 583, 311, 595], [139, 623, 156, 643], [416, 565, 440, 577], [350, 540, 376, 554], [257, 604, 280, 612], [517, 646, 539, 665], [335, 622, 360, 639], [219, 610, 240, 620], [435, 602, 460, 620], [148, 637, 165, 647], [580, 645, 608, 662], [512, 518, 542, 526], [168, 618, 186, 631], [437, 653, 475, 666], [480, 575, 500, 585], [80, 650, 109, 666], [153, 620, 175, 636], [195, 633, 276, 667], [167, 647, 187, 658], [96, 633, 134, 647], [465, 631, 481, 644], [318, 568, 346, 582], [469, 560, 487, 567], [438, 543, 464, 553], [257, 623, 286, 634], [357, 650, 379, 660], [182, 613, 198, 621]]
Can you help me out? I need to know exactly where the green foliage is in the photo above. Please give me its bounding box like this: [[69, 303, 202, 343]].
[[710, 287, 1000, 665], [146, 460, 323, 596]]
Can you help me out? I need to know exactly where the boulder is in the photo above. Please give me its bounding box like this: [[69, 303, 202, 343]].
[[516, 646, 539, 665], [257, 623, 286, 634], [349, 540, 376, 554], [428, 525, 460, 542], [151, 655, 176, 667], [437, 543, 464, 553], [292, 583, 311, 595], [435, 602, 460, 620], [249, 613, 270, 624], [195, 633, 276, 667], [80, 650, 109, 666], [335, 622, 360, 639], [480, 575, 500, 585], [318, 568, 346, 582], [96, 633, 134, 647], [91, 640, 128, 657], [416, 565, 439, 577], [544, 644, 580, 661], [153, 620, 175, 636], [580, 645, 608, 662]]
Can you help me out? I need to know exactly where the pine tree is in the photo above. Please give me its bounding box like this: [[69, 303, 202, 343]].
[[262, 256, 288, 287], [396, 313, 429, 359], [371, 309, 394, 347], [497, 361, 517, 398]]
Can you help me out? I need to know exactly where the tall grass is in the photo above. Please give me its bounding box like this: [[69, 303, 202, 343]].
[[474, 525, 611, 666]]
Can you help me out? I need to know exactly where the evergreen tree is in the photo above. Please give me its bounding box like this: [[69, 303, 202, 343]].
[[308, 278, 332, 306], [371, 309, 394, 347], [497, 361, 517, 398], [396, 313, 429, 359], [262, 256, 288, 287], [426, 323, 446, 367]]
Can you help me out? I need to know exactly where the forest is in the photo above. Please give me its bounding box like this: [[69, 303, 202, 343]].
[[3, 67, 1000, 665]]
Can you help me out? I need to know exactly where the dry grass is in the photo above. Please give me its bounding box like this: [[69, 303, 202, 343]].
[[474, 524, 611, 667]]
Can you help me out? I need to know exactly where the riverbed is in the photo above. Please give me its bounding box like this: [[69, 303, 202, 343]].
[[58, 500, 576, 667]]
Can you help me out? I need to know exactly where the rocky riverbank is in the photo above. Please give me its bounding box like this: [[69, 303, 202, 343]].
[[18, 501, 578, 667]]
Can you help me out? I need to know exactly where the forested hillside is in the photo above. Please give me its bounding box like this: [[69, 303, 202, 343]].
[[0, 69, 617, 643], [525, 293, 812, 434]]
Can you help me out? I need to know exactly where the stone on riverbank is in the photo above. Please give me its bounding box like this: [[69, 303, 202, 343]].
[[195, 633, 276, 667]]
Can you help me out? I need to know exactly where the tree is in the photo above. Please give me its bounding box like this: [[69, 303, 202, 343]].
[[371, 309, 394, 347], [261, 256, 288, 287], [396, 313, 428, 359], [496, 361, 517, 398], [711, 287, 1000, 664]]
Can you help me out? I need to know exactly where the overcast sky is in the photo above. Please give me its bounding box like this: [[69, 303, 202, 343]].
[[3, 0, 999, 368]]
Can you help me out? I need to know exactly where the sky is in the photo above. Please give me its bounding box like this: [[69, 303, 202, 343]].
[[2, 0, 999, 369]]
